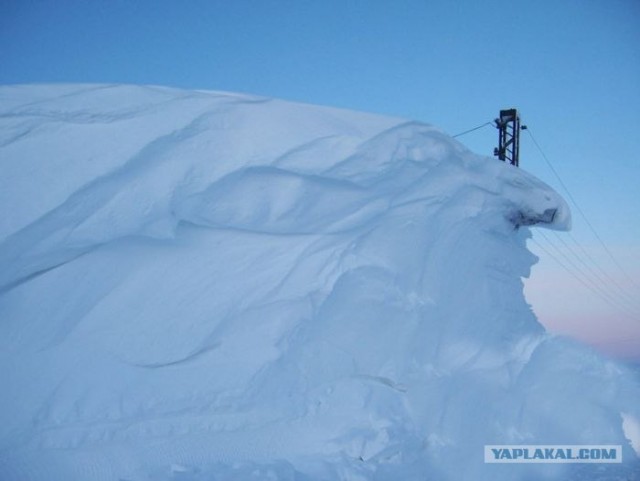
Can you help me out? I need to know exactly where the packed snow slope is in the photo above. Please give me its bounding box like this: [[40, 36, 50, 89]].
[[0, 84, 638, 481]]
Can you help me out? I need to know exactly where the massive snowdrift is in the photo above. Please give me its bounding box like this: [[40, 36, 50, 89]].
[[0, 84, 638, 480]]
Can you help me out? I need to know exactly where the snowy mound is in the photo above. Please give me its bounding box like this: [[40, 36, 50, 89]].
[[0, 84, 638, 481]]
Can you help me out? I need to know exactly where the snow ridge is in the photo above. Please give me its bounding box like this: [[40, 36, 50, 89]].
[[0, 84, 637, 481]]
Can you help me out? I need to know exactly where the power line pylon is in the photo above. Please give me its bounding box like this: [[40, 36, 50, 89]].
[[494, 108, 526, 167]]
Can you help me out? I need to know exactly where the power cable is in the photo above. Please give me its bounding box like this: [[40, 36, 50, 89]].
[[561, 231, 640, 309], [531, 236, 640, 323], [453, 115, 638, 318], [452, 121, 494, 138], [536, 231, 634, 313], [525, 128, 640, 291], [536, 230, 640, 317], [545, 230, 640, 310]]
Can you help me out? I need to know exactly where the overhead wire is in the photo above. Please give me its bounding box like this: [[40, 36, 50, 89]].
[[451, 115, 639, 320], [561, 231, 640, 309], [452, 121, 494, 138], [531, 236, 640, 322], [536, 230, 640, 318], [525, 128, 640, 292], [536, 230, 612, 302], [537, 227, 639, 310], [520, 124, 640, 324]]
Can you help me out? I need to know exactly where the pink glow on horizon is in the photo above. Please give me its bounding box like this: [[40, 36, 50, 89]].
[[524, 243, 640, 363]]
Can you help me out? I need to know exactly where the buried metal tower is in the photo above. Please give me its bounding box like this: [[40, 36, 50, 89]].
[[494, 109, 526, 167]]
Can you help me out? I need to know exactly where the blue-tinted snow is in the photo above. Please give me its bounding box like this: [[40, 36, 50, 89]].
[[0, 84, 637, 481]]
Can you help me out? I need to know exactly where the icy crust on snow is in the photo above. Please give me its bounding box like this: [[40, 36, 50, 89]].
[[0, 85, 637, 481]]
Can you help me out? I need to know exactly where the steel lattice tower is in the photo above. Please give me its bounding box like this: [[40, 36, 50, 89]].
[[494, 109, 523, 167]]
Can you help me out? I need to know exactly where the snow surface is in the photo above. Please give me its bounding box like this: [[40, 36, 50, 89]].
[[0, 84, 638, 481]]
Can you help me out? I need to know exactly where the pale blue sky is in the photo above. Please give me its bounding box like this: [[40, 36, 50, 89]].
[[2, 0, 639, 359]]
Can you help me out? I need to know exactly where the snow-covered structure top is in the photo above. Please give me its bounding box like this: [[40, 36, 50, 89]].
[[0, 84, 636, 481]]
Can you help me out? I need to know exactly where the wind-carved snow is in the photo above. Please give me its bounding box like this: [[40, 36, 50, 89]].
[[0, 84, 637, 481]]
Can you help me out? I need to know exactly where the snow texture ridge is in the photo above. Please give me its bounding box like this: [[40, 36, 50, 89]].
[[0, 84, 638, 481]]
